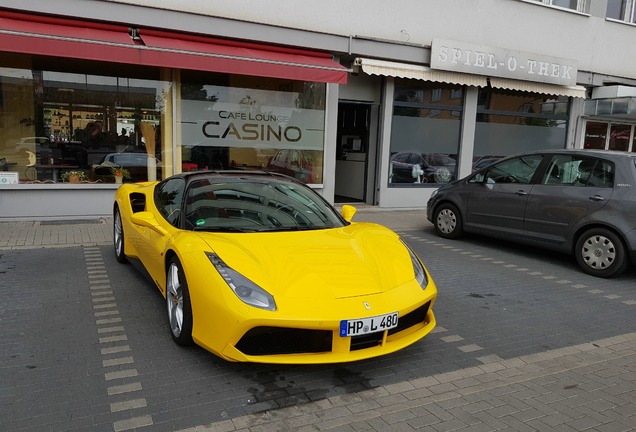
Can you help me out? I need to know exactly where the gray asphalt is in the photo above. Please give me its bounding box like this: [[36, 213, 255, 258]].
[[1, 208, 635, 432]]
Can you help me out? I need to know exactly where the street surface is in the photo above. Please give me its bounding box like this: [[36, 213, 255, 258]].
[[1, 217, 635, 431]]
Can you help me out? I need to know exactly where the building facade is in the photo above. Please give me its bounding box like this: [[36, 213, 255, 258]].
[[1, 0, 636, 219]]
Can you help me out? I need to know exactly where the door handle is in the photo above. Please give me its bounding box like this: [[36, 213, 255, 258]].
[[589, 195, 605, 202], [515, 190, 528, 196]]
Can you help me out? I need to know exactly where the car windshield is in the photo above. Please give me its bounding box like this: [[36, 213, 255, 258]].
[[184, 177, 346, 232]]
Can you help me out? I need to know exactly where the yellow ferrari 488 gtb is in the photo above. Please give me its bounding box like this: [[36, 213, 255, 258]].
[[113, 171, 437, 364]]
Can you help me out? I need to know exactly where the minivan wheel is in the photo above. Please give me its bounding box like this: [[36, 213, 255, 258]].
[[433, 203, 463, 239], [575, 228, 628, 278]]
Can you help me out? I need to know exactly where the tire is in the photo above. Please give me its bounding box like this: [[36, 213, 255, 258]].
[[433, 203, 464, 239], [575, 228, 628, 278], [113, 207, 127, 263], [166, 257, 194, 346]]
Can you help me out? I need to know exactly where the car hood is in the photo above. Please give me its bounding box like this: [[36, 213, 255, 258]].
[[196, 223, 416, 300]]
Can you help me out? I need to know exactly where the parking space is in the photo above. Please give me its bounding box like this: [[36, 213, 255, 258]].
[[1, 224, 635, 431]]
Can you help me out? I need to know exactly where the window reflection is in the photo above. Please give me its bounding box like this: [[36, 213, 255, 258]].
[[0, 54, 169, 183], [179, 71, 326, 184], [390, 80, 462, 187], [474, 88, 569, 160]]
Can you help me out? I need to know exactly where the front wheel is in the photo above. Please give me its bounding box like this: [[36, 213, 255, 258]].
[[433, 203, 464, 239], [166, 257, 194, 346], [113, 207, 127, 263], [574, 228, 628, 278]]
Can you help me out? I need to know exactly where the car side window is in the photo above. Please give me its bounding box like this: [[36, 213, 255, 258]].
[[476, 155, 543, 184], [579, 158, 614, 188], [542, 156, 614, 188], [155, 178, 186, 227]]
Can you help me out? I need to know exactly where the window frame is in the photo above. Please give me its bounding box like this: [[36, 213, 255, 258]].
[[606, 0, 636, 22], [529, 0, 588, 13], [582, 120, 636, 152]]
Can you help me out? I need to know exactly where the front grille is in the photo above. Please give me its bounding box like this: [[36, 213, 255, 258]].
[[235, 327, 332, 356], [350, 301, 431, 352], [235, 301, 431, 357], [350, 332, 383, 351], [388, 301, 430, 336]]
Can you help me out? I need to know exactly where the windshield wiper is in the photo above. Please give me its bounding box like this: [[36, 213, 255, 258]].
[[257, 226, 330, 232], [193, 226, 255, 233]]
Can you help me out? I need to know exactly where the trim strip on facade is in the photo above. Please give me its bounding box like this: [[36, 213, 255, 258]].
[[489, 77, 587, 98], [0, 11, 349, 84], [354, 57, 487, 87]]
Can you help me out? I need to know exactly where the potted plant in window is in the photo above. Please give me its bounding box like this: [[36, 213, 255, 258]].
[[60, 170, 87, 184], [110, 166, 131, 184]]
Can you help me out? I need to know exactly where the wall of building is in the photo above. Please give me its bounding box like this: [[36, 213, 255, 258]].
[[5, 0, 636, 84], [2, 0, 636, 217]]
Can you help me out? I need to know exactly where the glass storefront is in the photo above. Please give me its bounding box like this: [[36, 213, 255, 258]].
[[474, 88, 570, 163], [389, 80, 463, 186], [0, 54, 328, 186], [0, 53, 170, 184], [584, 120, 636, 152], [178, 71, 326, 184]]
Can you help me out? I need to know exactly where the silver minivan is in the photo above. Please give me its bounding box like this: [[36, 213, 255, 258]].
[[427, 149, 636, 278]]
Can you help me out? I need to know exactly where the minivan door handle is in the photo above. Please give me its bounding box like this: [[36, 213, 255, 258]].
[[515, 190, 528, 196], [589, 195, 605, 202]]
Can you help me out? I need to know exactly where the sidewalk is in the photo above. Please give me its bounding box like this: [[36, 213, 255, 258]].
[[180, 332, 636, 432], [0, 217, 114, 250], [0, 207, 430, 250]]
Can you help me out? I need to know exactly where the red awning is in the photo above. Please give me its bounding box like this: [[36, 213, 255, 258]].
[[0, 11, 348, 84]]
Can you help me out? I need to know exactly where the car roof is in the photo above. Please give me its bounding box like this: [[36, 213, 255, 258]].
[[507, 148, 636, 161]]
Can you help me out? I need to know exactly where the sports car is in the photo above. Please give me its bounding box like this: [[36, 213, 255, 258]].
[[113, 171, 437, 364]]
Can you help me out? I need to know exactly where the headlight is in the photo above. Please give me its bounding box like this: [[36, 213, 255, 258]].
[[206, 252, 276, 311], [430, 189, 439, 199], [401, 240, 429, 289]]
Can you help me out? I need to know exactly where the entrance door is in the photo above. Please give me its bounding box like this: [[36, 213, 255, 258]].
[[335, 102, 377, 203]]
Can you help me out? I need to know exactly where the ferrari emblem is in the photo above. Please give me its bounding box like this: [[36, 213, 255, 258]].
[[363, 301, 371, 310]]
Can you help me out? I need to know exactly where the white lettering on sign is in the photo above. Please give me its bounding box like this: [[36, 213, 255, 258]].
[[432, 39, 577, 86]]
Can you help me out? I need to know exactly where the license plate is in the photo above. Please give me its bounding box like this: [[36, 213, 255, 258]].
[[339, 312, 398, 337]]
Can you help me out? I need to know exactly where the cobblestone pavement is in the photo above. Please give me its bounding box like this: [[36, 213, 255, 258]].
[[1, 208, 635, 432]]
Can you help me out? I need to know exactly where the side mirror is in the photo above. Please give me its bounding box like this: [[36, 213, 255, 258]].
[[131, 211, 168, 236], [341, 204, 357, 222]]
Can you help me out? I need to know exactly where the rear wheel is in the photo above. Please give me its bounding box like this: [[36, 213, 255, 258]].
[[113, 207, 127, 263], [575, 228, 628, 278], [166, 257, 194, 346], [433, 203, 463, 239]]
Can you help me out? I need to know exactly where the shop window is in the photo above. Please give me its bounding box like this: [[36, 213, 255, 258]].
[[0, 54, 171, 184], [609, 124, 631, 151], [389, 81, 463, 186], [584, 122, 608, 149], [584, 120, 636, 152], [179, 71, 326, 184], [474, 88, 569, 165]]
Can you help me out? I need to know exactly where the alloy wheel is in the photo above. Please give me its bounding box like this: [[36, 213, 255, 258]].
[[167, 263, 184, 338], [114, 211, 123, 257]]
